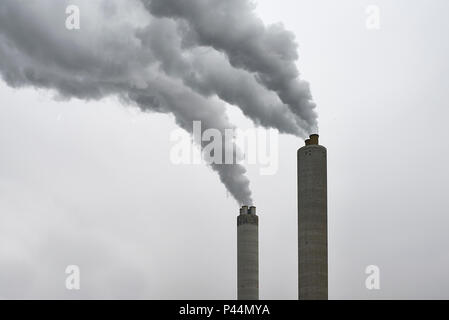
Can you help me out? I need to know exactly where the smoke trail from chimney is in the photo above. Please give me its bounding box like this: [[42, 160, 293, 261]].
[[0, 0, 316, 205], [144, 0, 318, 134]]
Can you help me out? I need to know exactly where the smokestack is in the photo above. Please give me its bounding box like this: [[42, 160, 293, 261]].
[[237, 205, 259, 300], [297, 134, 328, 300]]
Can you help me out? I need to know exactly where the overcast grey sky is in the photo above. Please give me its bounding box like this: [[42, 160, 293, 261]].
[[0, 0, 449, 299]]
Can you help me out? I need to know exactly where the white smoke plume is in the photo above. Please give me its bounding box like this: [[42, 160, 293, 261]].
[[0, 0, 317, 205]]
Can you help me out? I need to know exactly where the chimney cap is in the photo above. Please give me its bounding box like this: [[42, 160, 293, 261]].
[[240, 205, 249, 215], [309, 134, 319, 145]]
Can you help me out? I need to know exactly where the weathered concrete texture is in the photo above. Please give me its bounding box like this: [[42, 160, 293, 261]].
[[298, 144, 328, 300], [237, 206, 259, 300]]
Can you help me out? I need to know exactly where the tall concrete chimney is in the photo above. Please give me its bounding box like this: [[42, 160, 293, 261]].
[[297, 134, 328, 300], [237, 205, 259, 300]]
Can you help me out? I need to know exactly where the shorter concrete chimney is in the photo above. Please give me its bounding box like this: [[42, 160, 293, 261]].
[[237, 205, 259, 300]]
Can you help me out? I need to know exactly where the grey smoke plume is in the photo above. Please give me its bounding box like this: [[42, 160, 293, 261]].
[[0, 0, 316, 205], [144, 0, 318, 134]]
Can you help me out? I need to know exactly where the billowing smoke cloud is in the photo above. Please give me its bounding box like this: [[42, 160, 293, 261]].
[[0, 0, 316, 205], [144, 0, 317, 134]]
